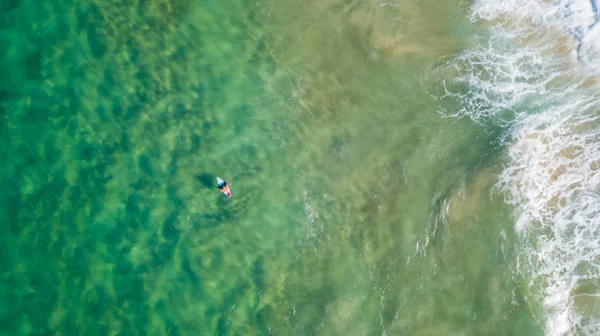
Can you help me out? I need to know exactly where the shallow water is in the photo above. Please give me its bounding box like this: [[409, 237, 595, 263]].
[[442, 0, 600, 334], [2, 0, 596, 335]]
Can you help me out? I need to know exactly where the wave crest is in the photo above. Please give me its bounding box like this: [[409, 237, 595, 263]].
[[442, 0, 600, 334]]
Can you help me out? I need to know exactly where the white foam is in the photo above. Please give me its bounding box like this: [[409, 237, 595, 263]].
[[440, 40, 554, 122], [498, 99, 600, 335], [442, 0, 600, 334], [579, 23, 600, 71], [471, 0, 558, 26], [557, 0, 600, 72]]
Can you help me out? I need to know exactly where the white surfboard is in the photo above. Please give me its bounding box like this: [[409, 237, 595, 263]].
[[216, 177, 232, 197]]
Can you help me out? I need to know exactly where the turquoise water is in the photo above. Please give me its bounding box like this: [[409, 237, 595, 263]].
[[4, 0, 590, 334]]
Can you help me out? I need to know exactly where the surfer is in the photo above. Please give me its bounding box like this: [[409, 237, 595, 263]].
[[217, 177, 232, 198]]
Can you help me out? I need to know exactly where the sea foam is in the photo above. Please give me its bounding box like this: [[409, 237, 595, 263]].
[[443, 0, 600, 334]]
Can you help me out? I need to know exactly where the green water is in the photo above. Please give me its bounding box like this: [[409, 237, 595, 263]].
[[0, 0, 543, 335]]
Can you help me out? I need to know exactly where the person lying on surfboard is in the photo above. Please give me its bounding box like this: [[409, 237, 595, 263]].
[[217, 177, 232, 198]]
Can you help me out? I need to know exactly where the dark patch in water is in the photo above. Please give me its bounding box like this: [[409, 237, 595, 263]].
[[120, 132, 131, 152], [190, 132, 201, 152], [194, 82, 205, 103], [103, 68, 116, 87], [0, 0, 22, 12], [25, 49, 42, 80], [216, 317, 228, 336], [66, 118, 79, 136], [166, 184, 185, 208], [250, 35, 266, 66], [182, 256, 199, 283], [170, 45, 188, 62], [126, 102, 144, 122], [153, 242, 176, 265], [97, 83, 112, 99], [125, 193, 150, 229], [127, 39, 140, 63], [66, 185, 86, 210], [194, 213, 220, 229], [87, 25, 106, 59], [0, 11, 16, 29], [0, 177, 21, 234], [130, 177, 150, 191], [116, 273, 145, 305], [80, 141, 99, 161], [42, 137, 60, 164], [138, 153, 153, 175], [24, 105, 47, 124], [0, 89, 21, 102], [101, 142, 117, 157], [251, 258, 265, 292], [194, 173, 213, 188], [254, 305, 273, 334], [96, 105, 109, 122], [168, 154, 179, 176], [88, 285, 110, 317], [173, 102, 189, 120], [165, 320, 180, 336], [162, 210, 179, 243], [111, 101, 123, 118], [330, 135, 347, 156]]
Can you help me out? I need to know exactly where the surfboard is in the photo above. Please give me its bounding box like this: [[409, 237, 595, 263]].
[[216, 177, 232, 197]]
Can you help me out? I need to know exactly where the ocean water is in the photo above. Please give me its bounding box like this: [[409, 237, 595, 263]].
[[1, 0, 598, 335], [442, 0, 600, 334]]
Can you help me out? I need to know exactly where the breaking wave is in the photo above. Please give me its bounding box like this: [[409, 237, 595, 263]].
[[442, 0, 600, 334]]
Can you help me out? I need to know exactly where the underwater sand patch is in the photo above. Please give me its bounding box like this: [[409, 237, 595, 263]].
[[446, 168, 496, 224]]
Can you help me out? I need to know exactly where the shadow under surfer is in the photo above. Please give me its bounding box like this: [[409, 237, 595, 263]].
[[217, 177, 232, 198]]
